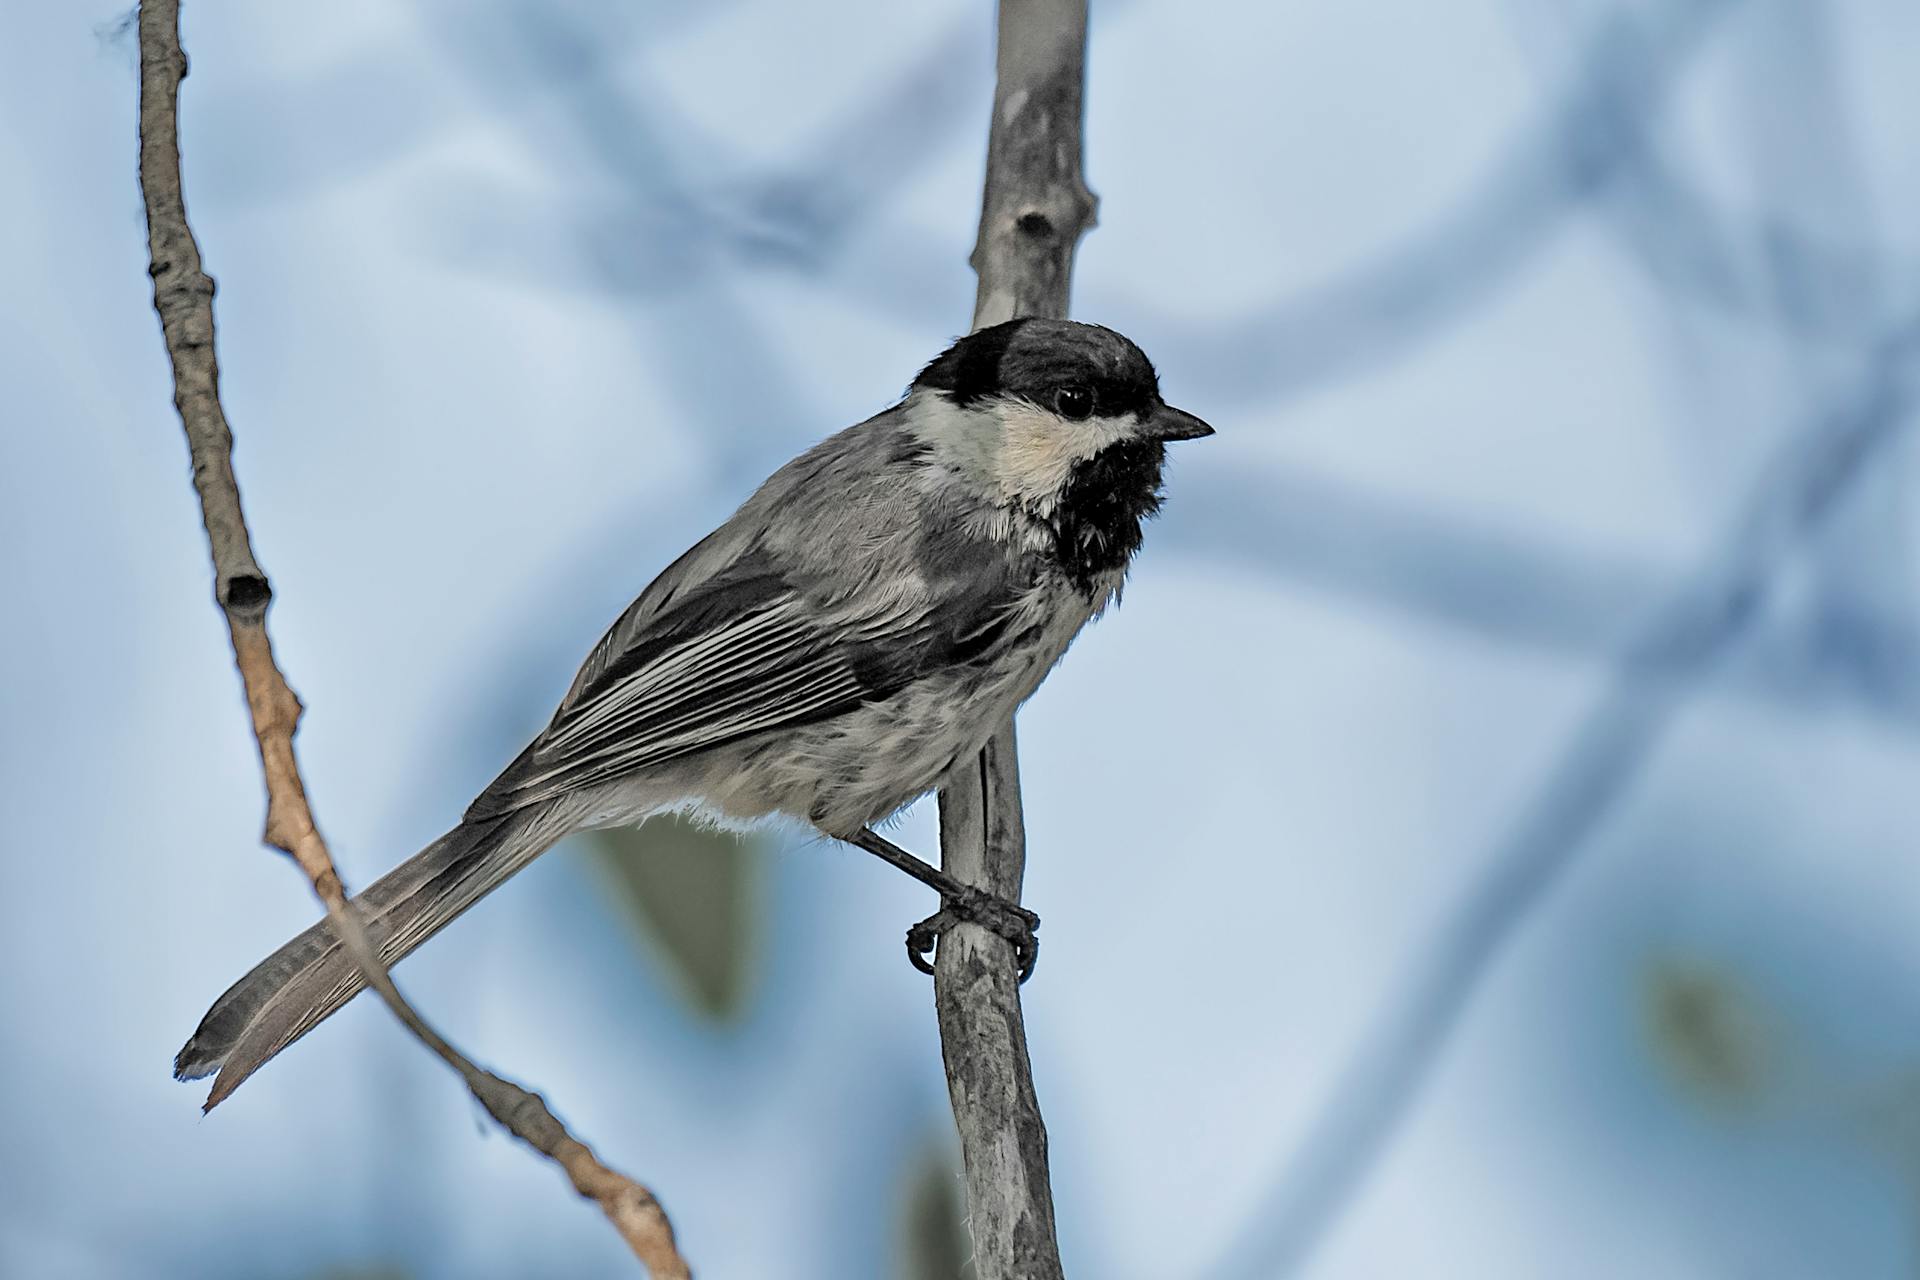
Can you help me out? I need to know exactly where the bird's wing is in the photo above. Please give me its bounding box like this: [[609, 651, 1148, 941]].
[[552, 406, 922, 712], [555, 520, 756, 714], [465, 546, 1021, 820]]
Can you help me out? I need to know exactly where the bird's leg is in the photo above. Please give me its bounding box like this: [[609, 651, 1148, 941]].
[[846, 827, 1039, 982]]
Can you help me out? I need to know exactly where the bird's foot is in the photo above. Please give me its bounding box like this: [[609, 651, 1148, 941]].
[[906, 885, 1040, 982]]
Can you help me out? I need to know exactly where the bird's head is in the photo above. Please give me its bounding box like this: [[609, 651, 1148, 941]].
[[906, 318, 1212, 588]]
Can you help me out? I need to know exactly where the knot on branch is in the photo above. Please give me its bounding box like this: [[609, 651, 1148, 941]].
[[478, 1076, 568, 1152], [221, 573, 271, 614], [308, 864, 344, 903]]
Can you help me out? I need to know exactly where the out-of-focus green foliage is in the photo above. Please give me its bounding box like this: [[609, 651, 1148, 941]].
[[1639, 954, 1776, 1110], [589, 817, 765, 1021], [1850, 1068, 1920, 1187], [898, 1139, 973, 1280]]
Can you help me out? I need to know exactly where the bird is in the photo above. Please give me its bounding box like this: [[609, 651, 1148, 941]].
[[176, 317, 1213, 1108]]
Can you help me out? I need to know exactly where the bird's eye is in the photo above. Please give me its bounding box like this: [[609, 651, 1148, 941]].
[[1054, 385, 1093, 421]]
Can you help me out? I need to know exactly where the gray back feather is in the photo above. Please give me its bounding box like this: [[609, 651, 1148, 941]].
[[466, 404, 1030, 821]]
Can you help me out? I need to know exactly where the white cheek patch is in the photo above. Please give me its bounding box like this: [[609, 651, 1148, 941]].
[[993, 401, 1135, 506], [900, 393, 998, 492], [902, 391, 1140, 515]]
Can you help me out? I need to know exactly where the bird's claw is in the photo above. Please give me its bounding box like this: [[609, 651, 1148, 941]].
[[906, 885, 1040, 982]]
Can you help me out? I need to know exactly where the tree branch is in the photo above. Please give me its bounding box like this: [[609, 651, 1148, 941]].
[[136, 2, 688, 1273], [931, 3, 1096, 1276]]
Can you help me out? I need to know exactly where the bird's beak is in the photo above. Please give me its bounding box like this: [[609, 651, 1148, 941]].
[[1145, 404, 1215, 442]]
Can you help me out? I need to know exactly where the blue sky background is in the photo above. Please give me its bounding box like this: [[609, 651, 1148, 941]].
[[6, 0, 1920, 1276]]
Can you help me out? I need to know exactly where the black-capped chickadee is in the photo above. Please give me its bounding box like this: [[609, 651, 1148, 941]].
[[177, 318, 1212, 1106]]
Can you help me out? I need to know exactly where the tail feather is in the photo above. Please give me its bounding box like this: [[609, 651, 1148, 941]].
[[176, 808, 559, 1109]]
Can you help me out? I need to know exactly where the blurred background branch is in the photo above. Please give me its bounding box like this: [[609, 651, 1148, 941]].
[[1202, 0, 1920, 1233], [1210, 310, 1920, 1275], [1204, 1, 1920, 1267]]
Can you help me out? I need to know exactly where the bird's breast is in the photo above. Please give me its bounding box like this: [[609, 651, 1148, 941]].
[[759, 575, 1109, 834]]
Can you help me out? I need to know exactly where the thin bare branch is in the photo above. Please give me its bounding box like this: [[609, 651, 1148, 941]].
[[136, 2, 688, 1273], [927, 3, 1097, 1277]]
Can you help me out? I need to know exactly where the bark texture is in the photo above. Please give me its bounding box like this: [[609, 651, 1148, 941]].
[[933, 2, 1096, 1276]]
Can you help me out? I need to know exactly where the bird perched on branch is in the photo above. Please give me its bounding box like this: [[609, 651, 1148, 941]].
[[177, 317, 1212, 1107]]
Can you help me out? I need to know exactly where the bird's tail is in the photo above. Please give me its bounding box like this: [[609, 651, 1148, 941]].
[[175, 805, 565, 1110]]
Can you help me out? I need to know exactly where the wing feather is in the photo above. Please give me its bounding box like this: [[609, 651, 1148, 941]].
[[465, 492, 1028, 821], [468, 578, 932, 817]]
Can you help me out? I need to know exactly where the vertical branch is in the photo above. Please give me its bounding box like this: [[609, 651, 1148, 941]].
[[933, 3, 1095, 1277], [966, 0, 1099, 330], [137, 2, 688, 1273]]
